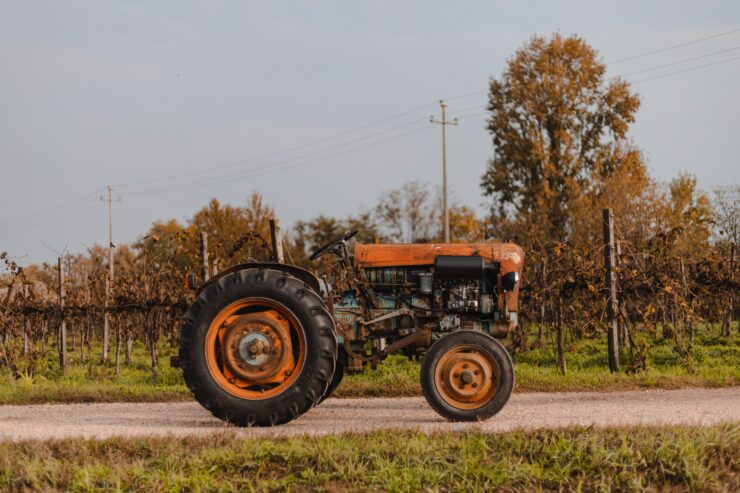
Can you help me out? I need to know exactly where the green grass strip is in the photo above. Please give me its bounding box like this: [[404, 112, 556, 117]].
[[1, 424, 738, 492]]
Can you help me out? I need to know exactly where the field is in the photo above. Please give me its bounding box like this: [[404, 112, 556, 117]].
[[1, 424, 737, 492], [2, 332, 738, 405]]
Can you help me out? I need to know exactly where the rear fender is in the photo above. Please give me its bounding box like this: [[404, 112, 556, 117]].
[[196, 262, 321, 295]]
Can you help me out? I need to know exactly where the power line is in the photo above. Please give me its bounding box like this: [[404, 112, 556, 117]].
[[0, 189, 103, 227], [127, 125, 434, 198], [607, 27, 740, 64], [1, 203, 101, 234], [447, 104, 487, 116], [114, 102, 437, 190], [622, 45, 740, 76], [630, 55, 740, 83], [137, 116, 428, 193], [123, 118, 429, 197]]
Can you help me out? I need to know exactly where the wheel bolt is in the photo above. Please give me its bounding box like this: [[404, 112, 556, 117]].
[[453, 373, 460, 378], [472, 383, 478, 388], [285, 370, 292, 376], [474, 370, 480, 375], [228, 377, 235, 384], [462, 363, 469, 369]]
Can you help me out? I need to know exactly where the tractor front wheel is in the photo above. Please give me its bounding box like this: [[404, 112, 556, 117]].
[[421, 331, 514, 422]]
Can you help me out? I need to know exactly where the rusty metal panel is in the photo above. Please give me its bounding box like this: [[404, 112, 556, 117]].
[[354, 242, 525, 307]]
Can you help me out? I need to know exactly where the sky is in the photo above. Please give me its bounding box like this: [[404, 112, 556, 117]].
[[1, 1, 739, 264]]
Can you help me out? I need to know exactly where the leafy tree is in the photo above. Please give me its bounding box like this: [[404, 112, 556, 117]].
[[290, 212, 379, 268], [449, 205, 484, 242], [375, 181, 439, 242], [187, 193, 276, 269], [482, 33, 641, 242], [660, 174, 714, 256], [713, 185, 739, 257]]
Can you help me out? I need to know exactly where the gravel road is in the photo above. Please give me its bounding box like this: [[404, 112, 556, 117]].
[[1, 387, 737, 441]]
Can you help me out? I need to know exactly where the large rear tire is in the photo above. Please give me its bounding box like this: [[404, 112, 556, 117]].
[[179, 268, 337, 426], [421, 331, 514, 422], [318, 346, 347, 403]]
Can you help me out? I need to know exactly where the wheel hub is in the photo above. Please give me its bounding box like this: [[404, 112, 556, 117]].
[[238, 333, 271, 365], [219, 310, 296, 385], [435, 348, 498, 410]]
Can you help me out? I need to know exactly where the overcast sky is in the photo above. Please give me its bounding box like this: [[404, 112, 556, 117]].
[[1, 1, 738, 264]]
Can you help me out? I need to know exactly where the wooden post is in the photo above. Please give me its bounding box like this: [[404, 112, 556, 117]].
[[556, 297, 566, 375], [58, 257, 67, 371], [269, 219, 284, 263], [103, 277, 110, 361], [602, 208, 620, 372], [22, 284, 29, 356], [200, 231, 210, 281]]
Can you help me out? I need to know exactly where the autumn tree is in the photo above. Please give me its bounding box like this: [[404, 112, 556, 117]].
[[375, 181, 439, 242], [482, 33, 641, 243], [187, 192, 276, 269], [713, 184, 739, 259], [659, 174, 714, 257]]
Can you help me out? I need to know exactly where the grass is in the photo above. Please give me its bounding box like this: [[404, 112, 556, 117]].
[[1, 334, 738, 404], [0, 346, 191, 405], [335, 333, 740, 397], [0, 424, 737, 492]]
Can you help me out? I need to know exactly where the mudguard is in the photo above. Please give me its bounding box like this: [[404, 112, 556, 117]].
[[196, 262, 321, 295]]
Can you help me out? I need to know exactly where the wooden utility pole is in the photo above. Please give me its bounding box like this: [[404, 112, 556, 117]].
[[200, 231, 210, 281], [100, 186, 120, 361], [430, 100, 458, 243], [603, 208, 620, 372], [58, 257, 67, 371], [269, 219, 284, 263]]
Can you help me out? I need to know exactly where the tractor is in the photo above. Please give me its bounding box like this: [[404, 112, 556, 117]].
[[177, 231, 524, 426]]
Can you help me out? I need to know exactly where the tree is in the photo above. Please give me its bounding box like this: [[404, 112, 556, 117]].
[[713, 184, 739, 260], [375, 181, 439, 242], [482, 33, 641, 242], [187, 193, 276, 268], [660, 174, 714, 257], [569, 145, 659, 247], [290, 213, 379, 268], [449, 205, 484, 242]]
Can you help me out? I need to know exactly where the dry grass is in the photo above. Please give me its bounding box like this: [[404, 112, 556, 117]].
[[1, 424, 738, 492]]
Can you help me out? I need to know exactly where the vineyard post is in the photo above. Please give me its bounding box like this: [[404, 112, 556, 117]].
[[603, 208, 620, 372], [58, 257, 67, 371], [22, 283, 29, 356], [103, 277, 110, 361], [270, 219, 284, 263], [200, 231, 210, 281]]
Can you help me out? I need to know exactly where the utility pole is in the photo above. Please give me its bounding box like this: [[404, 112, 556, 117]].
[[430, 100, 458, 243], [100, 186, 121, 361], [58, 257, 67, 371]]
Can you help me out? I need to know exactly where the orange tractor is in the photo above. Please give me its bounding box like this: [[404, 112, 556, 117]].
[[178, 231, 524, 425]]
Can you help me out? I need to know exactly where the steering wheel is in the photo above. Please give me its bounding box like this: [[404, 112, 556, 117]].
[[309, 230, 358, 261]]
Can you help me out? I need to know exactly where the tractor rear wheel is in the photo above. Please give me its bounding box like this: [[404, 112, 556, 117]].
[[318, 346, 347, 403], [179, 268, 337, 426], [421, 331, 514, 422]]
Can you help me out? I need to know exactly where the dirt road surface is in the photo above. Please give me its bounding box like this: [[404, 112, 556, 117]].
[[1, 388, 737, 441]]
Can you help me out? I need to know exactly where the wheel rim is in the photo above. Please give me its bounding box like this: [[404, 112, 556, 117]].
[[434, 344, 500, 410], [204, 297, 306, 400]]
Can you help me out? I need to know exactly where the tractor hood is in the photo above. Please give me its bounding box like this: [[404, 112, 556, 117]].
[[354, 242, 524, 274]]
